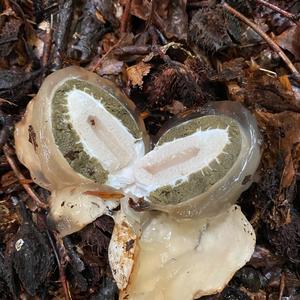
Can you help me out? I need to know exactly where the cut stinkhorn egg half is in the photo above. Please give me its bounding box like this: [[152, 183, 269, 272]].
[[14, 66, 149, 191], [129, 101, 261, 218], [14, 66, 149, 236]]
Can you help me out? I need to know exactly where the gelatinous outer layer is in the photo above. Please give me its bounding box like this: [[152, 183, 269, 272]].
[[14, 66, 149, 191], [121, 205, 256, 300], [131, 101, 262, 218], [48, 184, 119, 237], [109, 210, 138, 290]]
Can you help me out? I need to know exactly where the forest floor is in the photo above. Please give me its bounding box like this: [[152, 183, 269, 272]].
[[0, 0, 300, 299]]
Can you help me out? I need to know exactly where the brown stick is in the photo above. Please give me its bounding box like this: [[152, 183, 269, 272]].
[[3, 0, 11, 9], [3, 145, 48, 210], [120, 0, 132, 33], [42, 19, 54, 73], [46, 230, 72, 300], [222, 2, 299, 75], [88, 35, 126, 72], [278, 271, 285, 300], [187, 0, 210, 8], [256, 0, 298, 23]]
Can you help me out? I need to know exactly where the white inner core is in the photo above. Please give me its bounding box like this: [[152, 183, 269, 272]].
[[132, 127, 230, 196], [67, 89, 143, 173]]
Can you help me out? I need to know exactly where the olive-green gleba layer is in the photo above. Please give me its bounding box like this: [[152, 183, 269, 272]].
[[130, 104, 261, 218], [52, 79, 143, 183], [133, 115, 241, 204], [152, 116, 241, 204]]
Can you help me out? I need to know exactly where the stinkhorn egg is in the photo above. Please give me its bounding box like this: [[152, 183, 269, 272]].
[[14, 67, 262, 300]]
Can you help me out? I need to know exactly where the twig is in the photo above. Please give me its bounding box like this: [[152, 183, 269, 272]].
[[46, 230, 72, 300], [148, 26, 172, 65], [256, 0, 299, 24], [120, 0, 132, 33], [113, 45, 151, 56], [222, 2, 299, 75], [154, 27, 168, 45], [3, 144, 48, 210], [52, 0, 74, 70], [187, 0, 211, 8], [0, 97, 17, 106], [42, 15, 54, 75], [149, 25, 159, 46], [278, 271, 285, 300], [88, 35, 126, 72]]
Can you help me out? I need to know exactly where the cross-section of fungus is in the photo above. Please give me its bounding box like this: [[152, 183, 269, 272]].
[[14, 66, 149, 235], [129, 101, 261, 218], [15, 66, 149, 191], [14, 67, 262, 299]]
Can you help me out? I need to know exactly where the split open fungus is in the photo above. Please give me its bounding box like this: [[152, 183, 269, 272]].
[[128, 101, 261, 218], [15, 66, 148, 236], [15, 66, 149, 191], [14, 66, 262, 299]]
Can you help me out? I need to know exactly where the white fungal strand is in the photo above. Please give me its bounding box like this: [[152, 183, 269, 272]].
[[120, 205, 256, 300]]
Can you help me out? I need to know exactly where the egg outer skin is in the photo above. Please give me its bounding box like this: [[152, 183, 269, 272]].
[[120, 205, 256, 300]]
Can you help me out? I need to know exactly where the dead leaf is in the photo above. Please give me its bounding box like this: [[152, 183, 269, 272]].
[[0, 171, 17, 187], [290, 77, 300, 104], [98, 58, 124, 76], [255, 110, 300, 189], [128, 0, 187, 40], [282, 152, 295, 188], [164, 0, 188, 40], [244, 75, 300, 113], [5, 202, 54, 296], [256, 110, 300, 155], [0, 16, 22, 57], [278, 75, 293, 92], [276, 25, 300, 60], [0, 69, 41, 101], [127, 61, 151, 87]]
